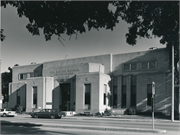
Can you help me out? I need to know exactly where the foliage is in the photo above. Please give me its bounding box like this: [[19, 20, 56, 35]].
[[1, 1, 179, 72], [1, 29, 5, 41], [124, 108, 136, 115], [95, 112, 102, 117], [1, 1, 178, 47], [104, 108, 112, 116], [1, 67, 12, 103], [14, 105, 24, 114], [1, 1, 117, 42], [113, 1, 179, 68]]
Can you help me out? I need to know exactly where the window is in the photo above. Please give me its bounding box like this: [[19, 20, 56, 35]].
[[104, 85, 107, 105], [124, 63, 137, 71], [142, 62, 148, 69], [17, 90, 20, 105], [30, 73, 34, 77], [131, 85, 136, 106], [131, 76, 136, 107], [19, 73, 28, 80], [113, 86, 117, 107], [147, 84, 152, 106], [122, 85, 126, 108], [124, 64, 130, 71], [20, 74, 23, 79], [141, 61, 157, 70], [85, 84, 91, 105], [131, 63, 137, 70], [149, 61, 156, 69], [33, 86, 37, 108]]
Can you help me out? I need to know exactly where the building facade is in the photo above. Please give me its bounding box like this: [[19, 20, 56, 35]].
[[8, 48, 179, 115]]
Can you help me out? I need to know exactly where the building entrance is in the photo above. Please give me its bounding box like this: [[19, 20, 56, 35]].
[[60, 83, 70, 111]]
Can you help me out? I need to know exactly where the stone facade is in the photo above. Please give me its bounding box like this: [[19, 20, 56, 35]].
[[8, 48, 179, 115]]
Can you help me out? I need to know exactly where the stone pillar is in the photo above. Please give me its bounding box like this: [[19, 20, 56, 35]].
[[117, 76, 122, 108], [126, 76, 131, 108]]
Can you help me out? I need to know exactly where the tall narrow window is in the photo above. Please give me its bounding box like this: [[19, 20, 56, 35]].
[[104, 84, 107, 105], [147, 84, 152, 106], [113, 86, 117, 108], [122, 85, 126, 108], [33, 86, 37, 108], [131, 76, 136, 107], [85, 84, 91, 105], [17, 90, 20, 105]]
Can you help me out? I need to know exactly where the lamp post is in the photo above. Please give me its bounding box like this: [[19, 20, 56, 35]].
[[171, 45, 174, 121]]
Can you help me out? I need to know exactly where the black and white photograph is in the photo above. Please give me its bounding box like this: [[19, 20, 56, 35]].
[[0, 1, 179, 135]]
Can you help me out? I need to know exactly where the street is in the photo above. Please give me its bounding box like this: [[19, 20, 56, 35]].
[[0, 115, 180, 135], [1, 125, 178, 135]]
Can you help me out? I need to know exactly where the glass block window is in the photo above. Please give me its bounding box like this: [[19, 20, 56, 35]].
[[131, 63, 137, 70], [124, 64, 130, 71], [149, 61, 156, 69], [30, 73, 34, 77], [142, 62, 148, 69]]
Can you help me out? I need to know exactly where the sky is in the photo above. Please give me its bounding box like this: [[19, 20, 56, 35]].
[[1, 4, 165, 73]]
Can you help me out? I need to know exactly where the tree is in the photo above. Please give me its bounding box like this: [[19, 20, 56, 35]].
[[1, 67, 12, 103], [1, 1, 179, 68], [113, 1, 179, 71]]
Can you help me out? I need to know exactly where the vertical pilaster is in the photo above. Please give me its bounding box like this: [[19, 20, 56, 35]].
[[126, 76, 131, 108], [117, 76, 122, 108]]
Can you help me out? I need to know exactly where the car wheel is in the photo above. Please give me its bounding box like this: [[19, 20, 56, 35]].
[[50, 115, 55, 119], [3, 113, 7, 117], [34, 114, 38, 118], [58, 116, 62, 119]]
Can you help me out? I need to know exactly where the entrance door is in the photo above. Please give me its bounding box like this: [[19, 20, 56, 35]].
[[60, 83, 70, 111]]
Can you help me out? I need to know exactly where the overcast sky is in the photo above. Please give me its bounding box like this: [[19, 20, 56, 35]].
[[1, 4, 165, 73]]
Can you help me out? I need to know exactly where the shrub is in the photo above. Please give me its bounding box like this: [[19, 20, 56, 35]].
[[14, 105, 24, 114], [124, 108, 136, 115], [95, 112, 102, 116], [104, 108, 112, 116]]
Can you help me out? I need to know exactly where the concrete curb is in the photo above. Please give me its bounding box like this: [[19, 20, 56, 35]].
[[1, 121, 166, 134], [17, 114, 173, 122]]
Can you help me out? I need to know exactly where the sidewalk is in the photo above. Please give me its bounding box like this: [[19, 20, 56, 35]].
[[17, 113, 180, 122]]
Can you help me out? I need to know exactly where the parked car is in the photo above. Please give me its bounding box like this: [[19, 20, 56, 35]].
[[0, 108, 17, 117], [30, 109, 62, 119]]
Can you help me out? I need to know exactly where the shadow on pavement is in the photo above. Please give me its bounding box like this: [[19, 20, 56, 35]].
[[1, 120, 78, 135]]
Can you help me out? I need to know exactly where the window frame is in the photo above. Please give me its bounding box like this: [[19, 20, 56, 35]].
[[124, 63, 137, 71], [84, 84, 91, 105]]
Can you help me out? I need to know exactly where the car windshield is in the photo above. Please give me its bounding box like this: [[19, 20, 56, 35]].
[[0, 109, 4, 111]]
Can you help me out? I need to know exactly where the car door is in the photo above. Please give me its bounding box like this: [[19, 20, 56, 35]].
[[44, 109, 50, 118], [38, 109, 46, 118]]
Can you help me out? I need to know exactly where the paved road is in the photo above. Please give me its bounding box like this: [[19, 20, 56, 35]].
[[0, 115, 179, 134], [1, 125, 178, 135]]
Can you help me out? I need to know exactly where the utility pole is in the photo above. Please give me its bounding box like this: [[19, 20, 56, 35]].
[[171, 45, 174, 121]]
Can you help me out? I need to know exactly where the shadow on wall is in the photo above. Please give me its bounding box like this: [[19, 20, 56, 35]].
[[8, 85, 26, 110], [52, 85, 60, 111], [34, 64, 43, 77], [113, 48, 169, 76]]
